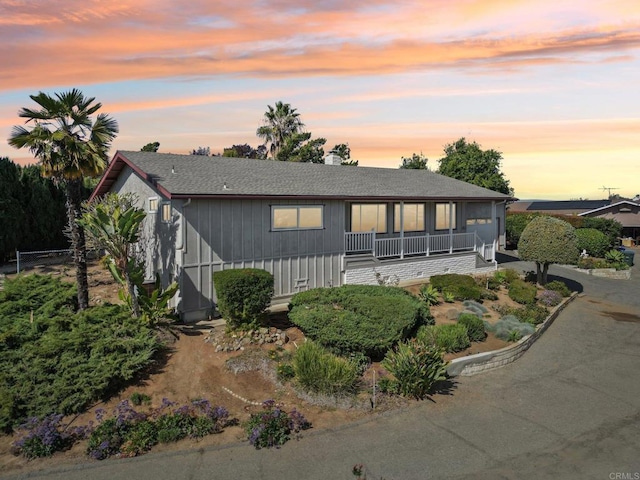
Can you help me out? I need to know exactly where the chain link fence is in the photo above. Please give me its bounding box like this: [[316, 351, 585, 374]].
[[16, 248, 74, 274]]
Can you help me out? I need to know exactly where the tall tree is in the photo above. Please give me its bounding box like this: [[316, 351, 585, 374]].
[[256, 101, 304, 159], [276, 133, 326, 163], [0, 158, 23, 262], [8, 89, 118, 309], [222, 143, 266, 159], [330, 143, 359, 166], [191, 146, 210, 156], [399, 152, 429, 170], [437, 138, 513, 195], [141, 141, 160, 152]]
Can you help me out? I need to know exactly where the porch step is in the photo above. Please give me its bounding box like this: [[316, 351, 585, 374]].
[[475, 254, 495, 269], [344, 254, 379, 269]]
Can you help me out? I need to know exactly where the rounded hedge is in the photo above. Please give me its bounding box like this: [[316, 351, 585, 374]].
[[288, 285, 431, 359], [213, 268, 274, 329], [575, 228, 610, 258]]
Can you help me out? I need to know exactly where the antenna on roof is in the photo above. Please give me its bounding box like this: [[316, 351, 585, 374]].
[[601, 186, 619, 197]]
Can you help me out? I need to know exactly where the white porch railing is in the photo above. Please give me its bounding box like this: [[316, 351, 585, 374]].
[[345, 231, 494, 261]]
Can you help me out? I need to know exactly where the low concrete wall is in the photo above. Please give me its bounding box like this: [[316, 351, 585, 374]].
[[447, 292, 578, 377]]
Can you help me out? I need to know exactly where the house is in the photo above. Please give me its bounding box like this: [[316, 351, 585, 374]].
[[579, 200, 640, 245], [508, 199, 610, 216], [92, 151, 512, 321]]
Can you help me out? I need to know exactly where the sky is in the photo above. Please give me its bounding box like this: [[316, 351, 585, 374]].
[[1, 0, 639, 200]]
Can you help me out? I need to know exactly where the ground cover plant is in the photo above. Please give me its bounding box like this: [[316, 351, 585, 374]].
[[457, 313, 487, 342], [288, 285, 431, 359], [0, 274, 161, 432], [485, 316, 535, 341]]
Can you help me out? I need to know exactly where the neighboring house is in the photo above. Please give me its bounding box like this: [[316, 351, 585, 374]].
[[92, 151, 512, 321], [508, 199, 610, 216], [579, 200, 640, 244]]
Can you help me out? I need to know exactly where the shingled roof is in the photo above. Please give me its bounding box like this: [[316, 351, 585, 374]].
[[92, 150, 512, 201]]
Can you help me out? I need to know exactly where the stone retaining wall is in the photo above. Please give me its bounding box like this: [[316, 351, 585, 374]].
[[447, 292, 578, 377]]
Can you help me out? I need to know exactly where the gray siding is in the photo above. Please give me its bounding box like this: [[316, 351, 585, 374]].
[[181, 198, 345, 318]]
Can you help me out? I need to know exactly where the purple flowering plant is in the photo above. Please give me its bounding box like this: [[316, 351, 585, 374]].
[[245, 400, 311, 449], [12, 414, 92, 459]]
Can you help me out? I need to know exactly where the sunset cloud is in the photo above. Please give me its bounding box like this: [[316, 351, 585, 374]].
[[1, 0, 639, 199]]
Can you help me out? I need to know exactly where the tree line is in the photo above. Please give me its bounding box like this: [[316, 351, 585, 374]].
[[0, 157, 72, 262]]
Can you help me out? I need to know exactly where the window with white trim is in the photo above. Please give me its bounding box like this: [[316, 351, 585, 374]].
[[148, 197, 158, 213], [272, 205, 323, 230], [435, 203, 456, 230], [394, 203, 425, 232], [161, 202, 172, 223], [351, 204, 387, 233]]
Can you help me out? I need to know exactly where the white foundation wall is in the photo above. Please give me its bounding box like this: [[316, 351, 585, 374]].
[[344, 253, 495, 285]]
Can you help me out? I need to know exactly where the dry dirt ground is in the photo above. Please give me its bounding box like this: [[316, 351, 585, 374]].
[[0, 264, 531, 475]]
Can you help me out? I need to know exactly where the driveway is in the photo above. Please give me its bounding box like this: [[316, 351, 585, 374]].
[[6, 259, 640, 480]]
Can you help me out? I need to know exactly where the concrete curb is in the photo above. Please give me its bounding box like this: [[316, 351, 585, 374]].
[[447, 291, 579, 377]]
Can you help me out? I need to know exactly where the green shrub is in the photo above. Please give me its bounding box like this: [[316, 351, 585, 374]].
[[130, 392, 151, 406], [289, 285, 430, 359], [245, 400, 310, 449], [457, 313, 486, 342], [276, 363, 295, 381], [581, 217, 623, 247], [430, 274, 483, 301], [501, 269, 521, 285], [486, 316, 535, 341], [442, 291, 455, 303], [604, 249, 629, 270], [545, 280, 572, 297], [508, 279, 537, 305], [417, 324, 470, 353], [0, 275, 161, 433], [293, 341, 359, 396], [11, 413, 88, 459], [120, 419, 158, 457], [418, 284, 440, 306], [213, 268, 274, 329], [381, 339, 448, 399], [575, 228, 611, 258], [577, 257, 610, 269]]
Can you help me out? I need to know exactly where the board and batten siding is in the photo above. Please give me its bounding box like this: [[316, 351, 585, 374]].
[[180, 198, 345, 320]]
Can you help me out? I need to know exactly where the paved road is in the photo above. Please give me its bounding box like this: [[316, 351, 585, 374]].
[[6, 259, 640, 480]]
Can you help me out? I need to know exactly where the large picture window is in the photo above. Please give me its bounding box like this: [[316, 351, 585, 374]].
[[394, 203, 425, 232], [272, 205, 323, 230], [435, 203, 456, 230], [351, 204, 387, 233]]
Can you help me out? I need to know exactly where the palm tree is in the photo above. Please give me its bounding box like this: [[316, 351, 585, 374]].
[[8, 89, 118, 310], [256, 101, 304, 159]]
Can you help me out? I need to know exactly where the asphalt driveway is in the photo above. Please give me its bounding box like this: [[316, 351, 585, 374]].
[[6, 258, 640, 480]]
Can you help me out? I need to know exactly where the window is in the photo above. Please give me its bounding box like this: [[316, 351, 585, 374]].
[[161, 203, 172, 223], [394, 203, 425, 232], [351, 204, 387, 233], [148, 197, 158, 213], [272, 205, 323, 230], [436, 203, 456, 230]]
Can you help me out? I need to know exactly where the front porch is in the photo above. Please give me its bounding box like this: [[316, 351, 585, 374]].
[[344, 231, 495, 262]]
